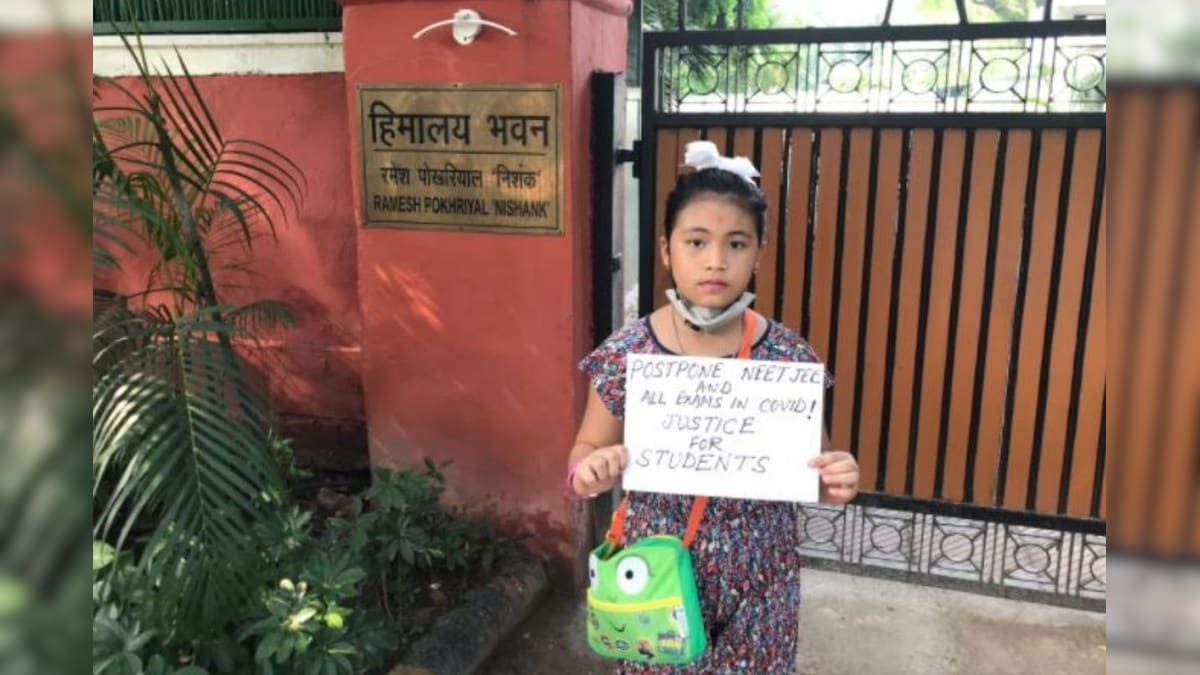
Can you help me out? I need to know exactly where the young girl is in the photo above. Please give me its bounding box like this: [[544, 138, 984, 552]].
[[567, 141, 860, 674]]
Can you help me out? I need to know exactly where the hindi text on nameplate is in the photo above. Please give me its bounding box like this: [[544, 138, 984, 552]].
[[623, 354, 825, 502], [357, 84, 562, 234]]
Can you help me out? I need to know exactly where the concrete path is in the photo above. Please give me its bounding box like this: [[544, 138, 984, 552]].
[[481, 569, 1105, 675]]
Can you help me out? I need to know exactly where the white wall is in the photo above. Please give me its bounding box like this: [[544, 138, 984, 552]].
[[92, 32, 344, 77]]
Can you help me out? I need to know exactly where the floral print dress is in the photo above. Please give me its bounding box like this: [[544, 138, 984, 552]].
[[579, 314, 832, 675]]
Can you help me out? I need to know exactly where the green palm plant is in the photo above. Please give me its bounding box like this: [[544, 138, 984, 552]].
[[92, 31, 307, 637]]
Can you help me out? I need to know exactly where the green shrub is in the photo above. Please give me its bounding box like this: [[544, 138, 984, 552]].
[[326, 461, 516, 620], [93, 461, 513, 675]]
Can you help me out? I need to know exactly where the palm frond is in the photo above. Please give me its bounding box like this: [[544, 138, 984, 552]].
[[225, 301, 296, 334], [175, 51, 225, 152], [94, 46, 305, 290], [95, 117, 160, 163], [227, 139, 307, 195], [164, 51, 303, 237], [156, 58, 219, 170], [93, 307, 282, 630], [92, 196, 137, 272]]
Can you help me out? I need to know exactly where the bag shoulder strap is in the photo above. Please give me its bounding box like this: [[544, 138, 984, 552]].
[[605, 494, 708, 548], [605, 311, 760, 549]]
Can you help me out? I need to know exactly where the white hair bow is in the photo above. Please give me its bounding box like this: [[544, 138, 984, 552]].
[[683, 140, 761, 185]]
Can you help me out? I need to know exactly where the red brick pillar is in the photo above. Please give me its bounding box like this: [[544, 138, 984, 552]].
[[339, 0, 630, 578]]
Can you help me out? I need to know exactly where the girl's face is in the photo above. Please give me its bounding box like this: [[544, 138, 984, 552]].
[[660, 194, 762, 308]]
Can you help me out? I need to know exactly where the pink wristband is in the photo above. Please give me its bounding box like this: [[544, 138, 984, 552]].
[[566, 461, 598, 499], [566, 461, 579, 492]]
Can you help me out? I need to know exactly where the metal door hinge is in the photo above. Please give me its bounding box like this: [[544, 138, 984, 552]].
[[616, 140, 641, 179]]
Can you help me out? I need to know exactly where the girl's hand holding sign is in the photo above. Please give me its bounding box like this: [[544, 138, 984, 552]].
[[569, 444, 628, 496]]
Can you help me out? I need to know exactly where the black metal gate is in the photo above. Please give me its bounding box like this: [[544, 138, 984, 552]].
[[632, 5, 1106, 609]]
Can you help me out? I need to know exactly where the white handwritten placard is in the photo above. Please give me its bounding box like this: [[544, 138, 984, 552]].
[[623, 354, 825, 502]]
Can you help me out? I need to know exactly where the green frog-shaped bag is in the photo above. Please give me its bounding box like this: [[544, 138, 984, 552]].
[[585, 496, 708, 665]]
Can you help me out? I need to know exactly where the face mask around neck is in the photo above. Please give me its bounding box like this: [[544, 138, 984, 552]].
[[665, 289, 755, 332]]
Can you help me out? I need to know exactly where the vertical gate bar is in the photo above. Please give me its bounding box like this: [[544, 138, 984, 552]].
[[934, 128, 976, 500], [732, 127, 756, 167], [781, 129, 814, 332], [589, 72, 616, 348], [669, 45, 679, 113], [995, 128, 1043, 506], [873, 37, 884, 115], [850, 128, 883, 479], [1040, 132, 1103, 519], [825, 128, 853, 432], [678, 127, 703, 152], [1056, 531, 1069, 595], [860, 129, 903, 493], [1072, 532, 1084, 598], [914, 128, 965, 499], [979, 131, 1034, 505], [727, 43, 737, 115], [904, 128, 945, 496], [1019, 35, 1037, 114], [949, 130, 1002, 505], [951, 37, 966, 114], [811, 129, 843, 403], [732, 127, 757, 196], [723, 125, 737, 156], [879, 128, 916, 494], [638, 41, 659, 316], [794, 42, 804, 114], [964, 129, 1010, 502], [706, 127, 728, 159], [832, 129, 872, 457], [772, 128, 794, 321], [587, 75, 617, 542], [810, 43, 821, 113], [1029, 36, 1048, 114], [755, 127, 787, 321], [801, 128, 822, 340], [1026, 128, 1078, 511], [1004, 130, 1066, 509], [1062, 136, 1106, 517], [653, 129, 681, 305], [1037, 128, 1101, 515], [753, 125, 764, 177], [751, 126, 765, 304]]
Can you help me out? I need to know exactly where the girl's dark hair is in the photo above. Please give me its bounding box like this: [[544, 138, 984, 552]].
[[663, 168, 768, 241]]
